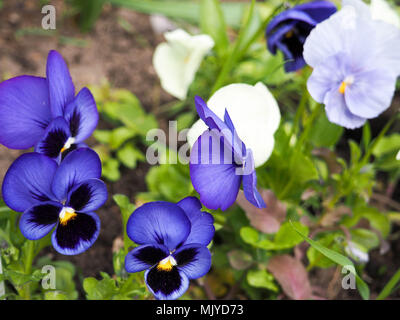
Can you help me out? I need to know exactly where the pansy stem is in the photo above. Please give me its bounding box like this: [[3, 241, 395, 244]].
[[21, 240, 35, 300]]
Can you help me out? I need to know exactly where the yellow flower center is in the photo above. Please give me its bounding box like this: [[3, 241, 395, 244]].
[[59, 207, 77, 226], [61, 137, 76, 153], [157, 256, 177, 271], [339, 75, 354, 95]]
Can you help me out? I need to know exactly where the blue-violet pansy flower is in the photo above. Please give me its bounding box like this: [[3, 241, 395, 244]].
[[125, 197, 214, 300], [266, 1, 337, 72], [303, 0, 400, 129], [2, 148, 107, 255], [0, 50, 98, 161], [189, 96, 266, 211]]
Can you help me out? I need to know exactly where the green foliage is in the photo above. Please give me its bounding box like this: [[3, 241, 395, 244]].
[[90, 82, 157, 181], [200, 0, 229, 58], [83, 269, 148, 300]]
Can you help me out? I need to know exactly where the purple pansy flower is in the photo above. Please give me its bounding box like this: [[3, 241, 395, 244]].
[[266, 1, 337, 72], [0, 50, 98, 161], [2, 148, 107, 255], [125, 197, 214, 300], [189, 96, 265, 211], [303, 0, 400, 129]]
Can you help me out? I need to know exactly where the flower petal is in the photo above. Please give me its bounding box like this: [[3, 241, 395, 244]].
[[177, 196, 215, 246], [242, 150, 266, 209], [303, 6, 358, 68], [173, 244, 212, 279], [125, 244, 169, 273], [52, 148, 102, 201], [126, 201, 191, 251], [153, 29, 214, 100], [64, 87, 98, 143], [345, 69, 396, 118], [188, 83, 280, 168], [2, 153, 57, 212], [52, 211, 100, 255], [66, 178, 108, 213], [324, 88, 366, 129], [0, 76, 51, 149], [19, 201, 61, 240], [190, 131, 242, 211], [46, 50, 75, 117], [35, 117, 71, 160], [145, 266, 189, 300]]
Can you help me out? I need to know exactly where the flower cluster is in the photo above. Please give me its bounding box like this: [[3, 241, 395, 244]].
[[0, 50, 107, 255]]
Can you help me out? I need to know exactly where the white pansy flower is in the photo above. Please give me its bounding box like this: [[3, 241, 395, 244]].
[[396, 149, 400, 160], [371, 0, 400, 27], [187, 82, 281, 168], [153, 29, 214, 100]]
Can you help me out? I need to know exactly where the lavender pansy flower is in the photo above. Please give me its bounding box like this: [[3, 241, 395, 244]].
[[125, 197, 214, 300], [2, 148, 107, 255], [0, 50, 98, 160], [304, 0, 400, 129], [189, 96, 266, 211], [266, 1, 337, 72]]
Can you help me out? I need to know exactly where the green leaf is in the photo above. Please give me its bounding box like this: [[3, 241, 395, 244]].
[[307, 233, 343, 268], [109, 127, 137, 150], [350, 229, 379, 251], [44, 291, 68, 300], [240, 222, 309, 251], [376, 268, 400, 300], [117, 143, 145, 169], [290, 220, 370, 300], [145, 162, 193, 202], [372, 133, 400, 157], [102, 158, 121, 182], [247, 269, 278, 292], [200, 0, 229, 58], [83, 276, 118, 300], [309, 112, 344, 147]]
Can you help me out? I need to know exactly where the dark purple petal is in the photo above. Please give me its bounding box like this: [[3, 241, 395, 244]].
[[52, 211, 100, 255], [19, 201, 61, 240], [125, 244, 169, 273], [267, 1, 336, 35], [177, 197, 215, 246], [46, 50, 75, 117], [126, 201, 191, 252], [145, 266, 189, 300], [266, 1, 337, 73], [52, 148, 102, 202], [173, 244, 212, 279], [64, 87, 98, 143], [2, 153, 57, 212], [66, 178, 108, 213], [35, 117, 71, 160], [0, 76, 51, 149]]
